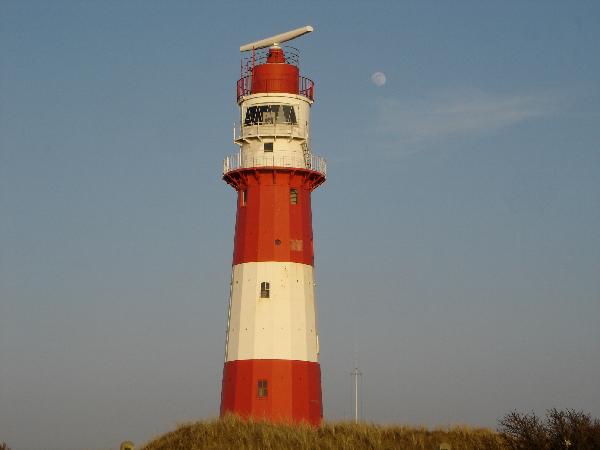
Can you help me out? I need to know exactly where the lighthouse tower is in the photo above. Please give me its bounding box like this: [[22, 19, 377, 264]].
[[220, 26, 325, 425]]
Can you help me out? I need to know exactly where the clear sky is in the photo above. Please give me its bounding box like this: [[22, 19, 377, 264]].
[[1, 1, 599, 449]]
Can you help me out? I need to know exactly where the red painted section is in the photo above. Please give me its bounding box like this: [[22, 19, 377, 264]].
[[251, 48, 299, 95], [265, 47, 286, 63], [223, 168, 325, 266], [220, 359, 322, 425]]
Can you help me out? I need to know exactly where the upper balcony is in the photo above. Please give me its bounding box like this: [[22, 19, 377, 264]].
[[233, 121, 308, 142], [223, 152, 327, 177], [236, 46, 314, 103]]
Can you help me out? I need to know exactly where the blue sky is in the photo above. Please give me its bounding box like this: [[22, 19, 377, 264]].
[[1, 1, 599, 449]]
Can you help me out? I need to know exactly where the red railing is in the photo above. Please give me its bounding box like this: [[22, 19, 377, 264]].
[[240, 46, 300, 78], [236, 45, 314, 102], [299, 76, 314, 100], [237, 76, 252, 101], [236, 75, 314, 102]]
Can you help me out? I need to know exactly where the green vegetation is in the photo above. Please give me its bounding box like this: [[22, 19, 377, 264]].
[[140, 415, 504, 450]]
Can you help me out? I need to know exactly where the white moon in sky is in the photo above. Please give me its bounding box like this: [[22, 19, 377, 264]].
[[371, 72, 386, 86]]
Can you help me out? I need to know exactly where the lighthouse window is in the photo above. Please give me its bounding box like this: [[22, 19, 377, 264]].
[[264, 142, 273, 152], [241, 190, 247, 206], [282, 105, 297, 124], [258, 379, 268, 398], [260, 282, 270, 298], [244, 105, 297, 126], [290, 188, 298, 205]]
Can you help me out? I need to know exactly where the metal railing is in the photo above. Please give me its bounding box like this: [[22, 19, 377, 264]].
[[236, 75, 314, 102], [299, 76, 314, 100], [234, 122, 308, 140], [236, 45, 315, 102], [241, 46, 300, 77], [223, 153, 327, 176], [236, 76, 252, 100]]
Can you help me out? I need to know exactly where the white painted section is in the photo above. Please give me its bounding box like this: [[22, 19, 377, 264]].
[[234, 93, 313, 172], [240, 26, 313, 52], [222, 152, 326, 176], [225, 261, 320, 363], [238, 94, 312, 136], [239, 92, 313, 107]]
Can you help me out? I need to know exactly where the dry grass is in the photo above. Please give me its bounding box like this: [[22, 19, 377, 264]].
[[140, 415, 505, 450]]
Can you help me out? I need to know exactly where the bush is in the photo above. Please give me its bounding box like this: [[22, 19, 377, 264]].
[[499, 411, 547, 450], [499, 409, 600, 450]]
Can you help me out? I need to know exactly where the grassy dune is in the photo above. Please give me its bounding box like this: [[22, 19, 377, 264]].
[[140, 415, 505, 450]]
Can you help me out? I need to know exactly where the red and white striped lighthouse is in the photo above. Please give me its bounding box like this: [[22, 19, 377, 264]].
[[220, 26, 325, 425]]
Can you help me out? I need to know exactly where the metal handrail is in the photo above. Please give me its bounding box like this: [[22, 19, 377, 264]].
[[236, 75, 314, 102], [234, 122, 308, 140], [237, 76, 252, 100], [299, 76, 314, 100], [223, 153, 327, 176], [241, 46, 300, 78]]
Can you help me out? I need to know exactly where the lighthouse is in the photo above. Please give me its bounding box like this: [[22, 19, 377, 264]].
[[220, 26, 325, 425]]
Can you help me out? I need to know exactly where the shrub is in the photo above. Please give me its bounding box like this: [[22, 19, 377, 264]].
[[545, 408, 600, 450], [499, 411, 548, 450], [499, 409, 600, 450]]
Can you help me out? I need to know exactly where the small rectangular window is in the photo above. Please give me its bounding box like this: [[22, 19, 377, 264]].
[[290, 188, 298, 205], [260, 281, 270, 298], [264, 142, 273, 152], [241, 190, 247, 206], [258, 379, 268, 398]]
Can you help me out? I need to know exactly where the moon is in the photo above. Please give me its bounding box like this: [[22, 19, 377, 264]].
[[371, 72, 386, 87]]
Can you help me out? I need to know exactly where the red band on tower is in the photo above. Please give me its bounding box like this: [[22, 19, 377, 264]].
[[251, 48, 300, 95], [224, 169, 324, 266], [221, 359, 322, 425]]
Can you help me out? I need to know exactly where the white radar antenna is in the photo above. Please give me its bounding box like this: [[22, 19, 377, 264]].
[[240, 25, 314, 52]]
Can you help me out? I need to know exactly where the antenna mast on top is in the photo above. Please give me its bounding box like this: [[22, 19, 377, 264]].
[[240, 25, 314, 52]]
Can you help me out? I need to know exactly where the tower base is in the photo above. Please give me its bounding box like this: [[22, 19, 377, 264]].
[[220, 359, 322, 425]]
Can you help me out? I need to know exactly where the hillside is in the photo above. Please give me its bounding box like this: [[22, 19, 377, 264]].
[[140, 415, 505, 450]]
